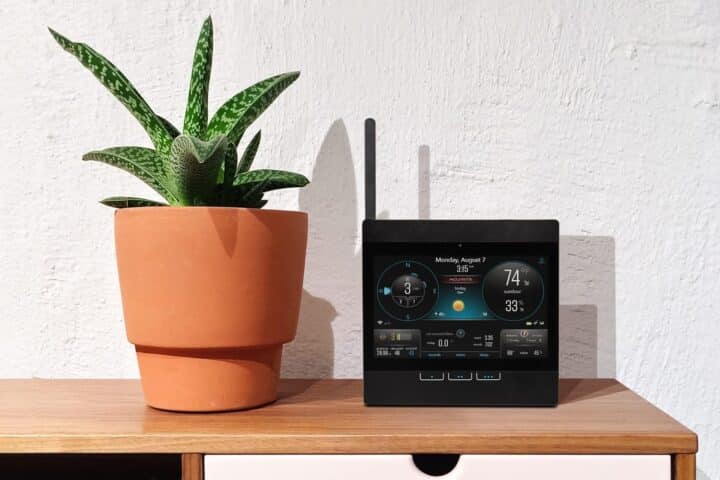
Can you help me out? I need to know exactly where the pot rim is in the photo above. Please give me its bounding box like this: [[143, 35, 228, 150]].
[[114, 206, 308, 217]]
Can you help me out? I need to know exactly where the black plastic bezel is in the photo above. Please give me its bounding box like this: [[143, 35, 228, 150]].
[[362, 220, 559, 374]]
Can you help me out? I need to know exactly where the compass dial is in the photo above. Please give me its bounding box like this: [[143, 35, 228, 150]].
[[390, 274, 426, 307], [377, 261, 439, 321]]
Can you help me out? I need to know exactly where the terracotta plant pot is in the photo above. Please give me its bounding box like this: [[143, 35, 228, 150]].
[[114, 207, 308, 412]]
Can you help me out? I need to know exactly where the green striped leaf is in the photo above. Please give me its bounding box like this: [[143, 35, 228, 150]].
[[169, 134, 227, 205], [49, 28, 175, 156], [183, 17, 213, 137], [223, 144, 237, 187], [235, 177, 272, 203], [82, 147, 178, 203], [214, 186, 268, 208], [159, 116, 180, 138], [237, 130, 261, 173], [233, 169, 309, 192], [100, 196, 167, 208], [206, 72, 299, 144]]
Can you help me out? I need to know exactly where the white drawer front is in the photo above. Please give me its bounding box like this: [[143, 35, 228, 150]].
[[205, 454, 670, 480]]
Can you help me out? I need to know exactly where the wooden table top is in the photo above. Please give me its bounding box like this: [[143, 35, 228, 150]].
[[0, 379, 697, 454]]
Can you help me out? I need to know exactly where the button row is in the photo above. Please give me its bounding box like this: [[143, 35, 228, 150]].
[[418, 371, 502, 382]]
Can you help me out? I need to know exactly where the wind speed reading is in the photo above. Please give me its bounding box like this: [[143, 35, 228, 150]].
[[377, 260, 439, 321], [483, 261, 544, 321]]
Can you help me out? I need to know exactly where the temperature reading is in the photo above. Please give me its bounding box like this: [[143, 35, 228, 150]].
[[484, 261, 544, 321], [505, 269, 520, 286]]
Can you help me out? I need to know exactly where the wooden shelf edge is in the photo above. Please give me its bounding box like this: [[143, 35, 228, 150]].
[[0, 379, 698, 457], [0, 433, 698, 455]]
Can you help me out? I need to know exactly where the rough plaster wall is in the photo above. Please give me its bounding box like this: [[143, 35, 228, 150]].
[[0, 0, 718, 476]]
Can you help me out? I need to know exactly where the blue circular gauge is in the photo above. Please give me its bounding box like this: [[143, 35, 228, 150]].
[[377, 260, 439, 321]]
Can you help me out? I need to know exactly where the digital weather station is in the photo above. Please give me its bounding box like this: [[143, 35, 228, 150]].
[[362, 119, 559, 406]]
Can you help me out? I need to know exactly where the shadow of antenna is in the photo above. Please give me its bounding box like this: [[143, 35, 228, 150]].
[[418, 145, 430, 219]]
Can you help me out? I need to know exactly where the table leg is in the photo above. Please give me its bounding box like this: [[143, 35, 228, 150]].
[[182, 453, 203, 480], [673, 453, 695, 480]]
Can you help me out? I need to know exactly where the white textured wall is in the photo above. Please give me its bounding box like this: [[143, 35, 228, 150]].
[[0, 0, 718, 476]]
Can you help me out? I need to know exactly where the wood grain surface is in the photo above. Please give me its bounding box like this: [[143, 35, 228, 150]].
[[0, 379, 697, 454]]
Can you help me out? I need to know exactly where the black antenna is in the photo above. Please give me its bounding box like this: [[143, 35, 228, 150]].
[[365, 118, 376, 220]]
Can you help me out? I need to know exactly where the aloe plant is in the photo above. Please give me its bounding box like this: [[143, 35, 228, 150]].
[[49, 17, 308, 208]]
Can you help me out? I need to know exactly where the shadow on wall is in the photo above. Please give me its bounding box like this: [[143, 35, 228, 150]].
[[559, 304, 598, 377], [559, 236, 616, 378], [418, 147, 617, 378], [282, 120, 356, 378], [286, 135, 619, 379]]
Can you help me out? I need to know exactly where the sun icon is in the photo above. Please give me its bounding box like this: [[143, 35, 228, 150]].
[[452, 299, 465, 312]]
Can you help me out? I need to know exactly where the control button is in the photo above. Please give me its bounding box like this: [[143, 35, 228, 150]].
[[448, 371, 473, 381], [422, 352, 443, 359], [476, 371, 502, 382], [477, 351, 500, 359], [419, 371, 445, 381]]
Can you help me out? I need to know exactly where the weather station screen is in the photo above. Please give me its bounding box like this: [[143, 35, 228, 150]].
[[372, 252, 550, 364]]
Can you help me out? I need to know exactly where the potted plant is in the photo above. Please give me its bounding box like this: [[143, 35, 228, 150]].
[[49, 17, 309, 411]]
